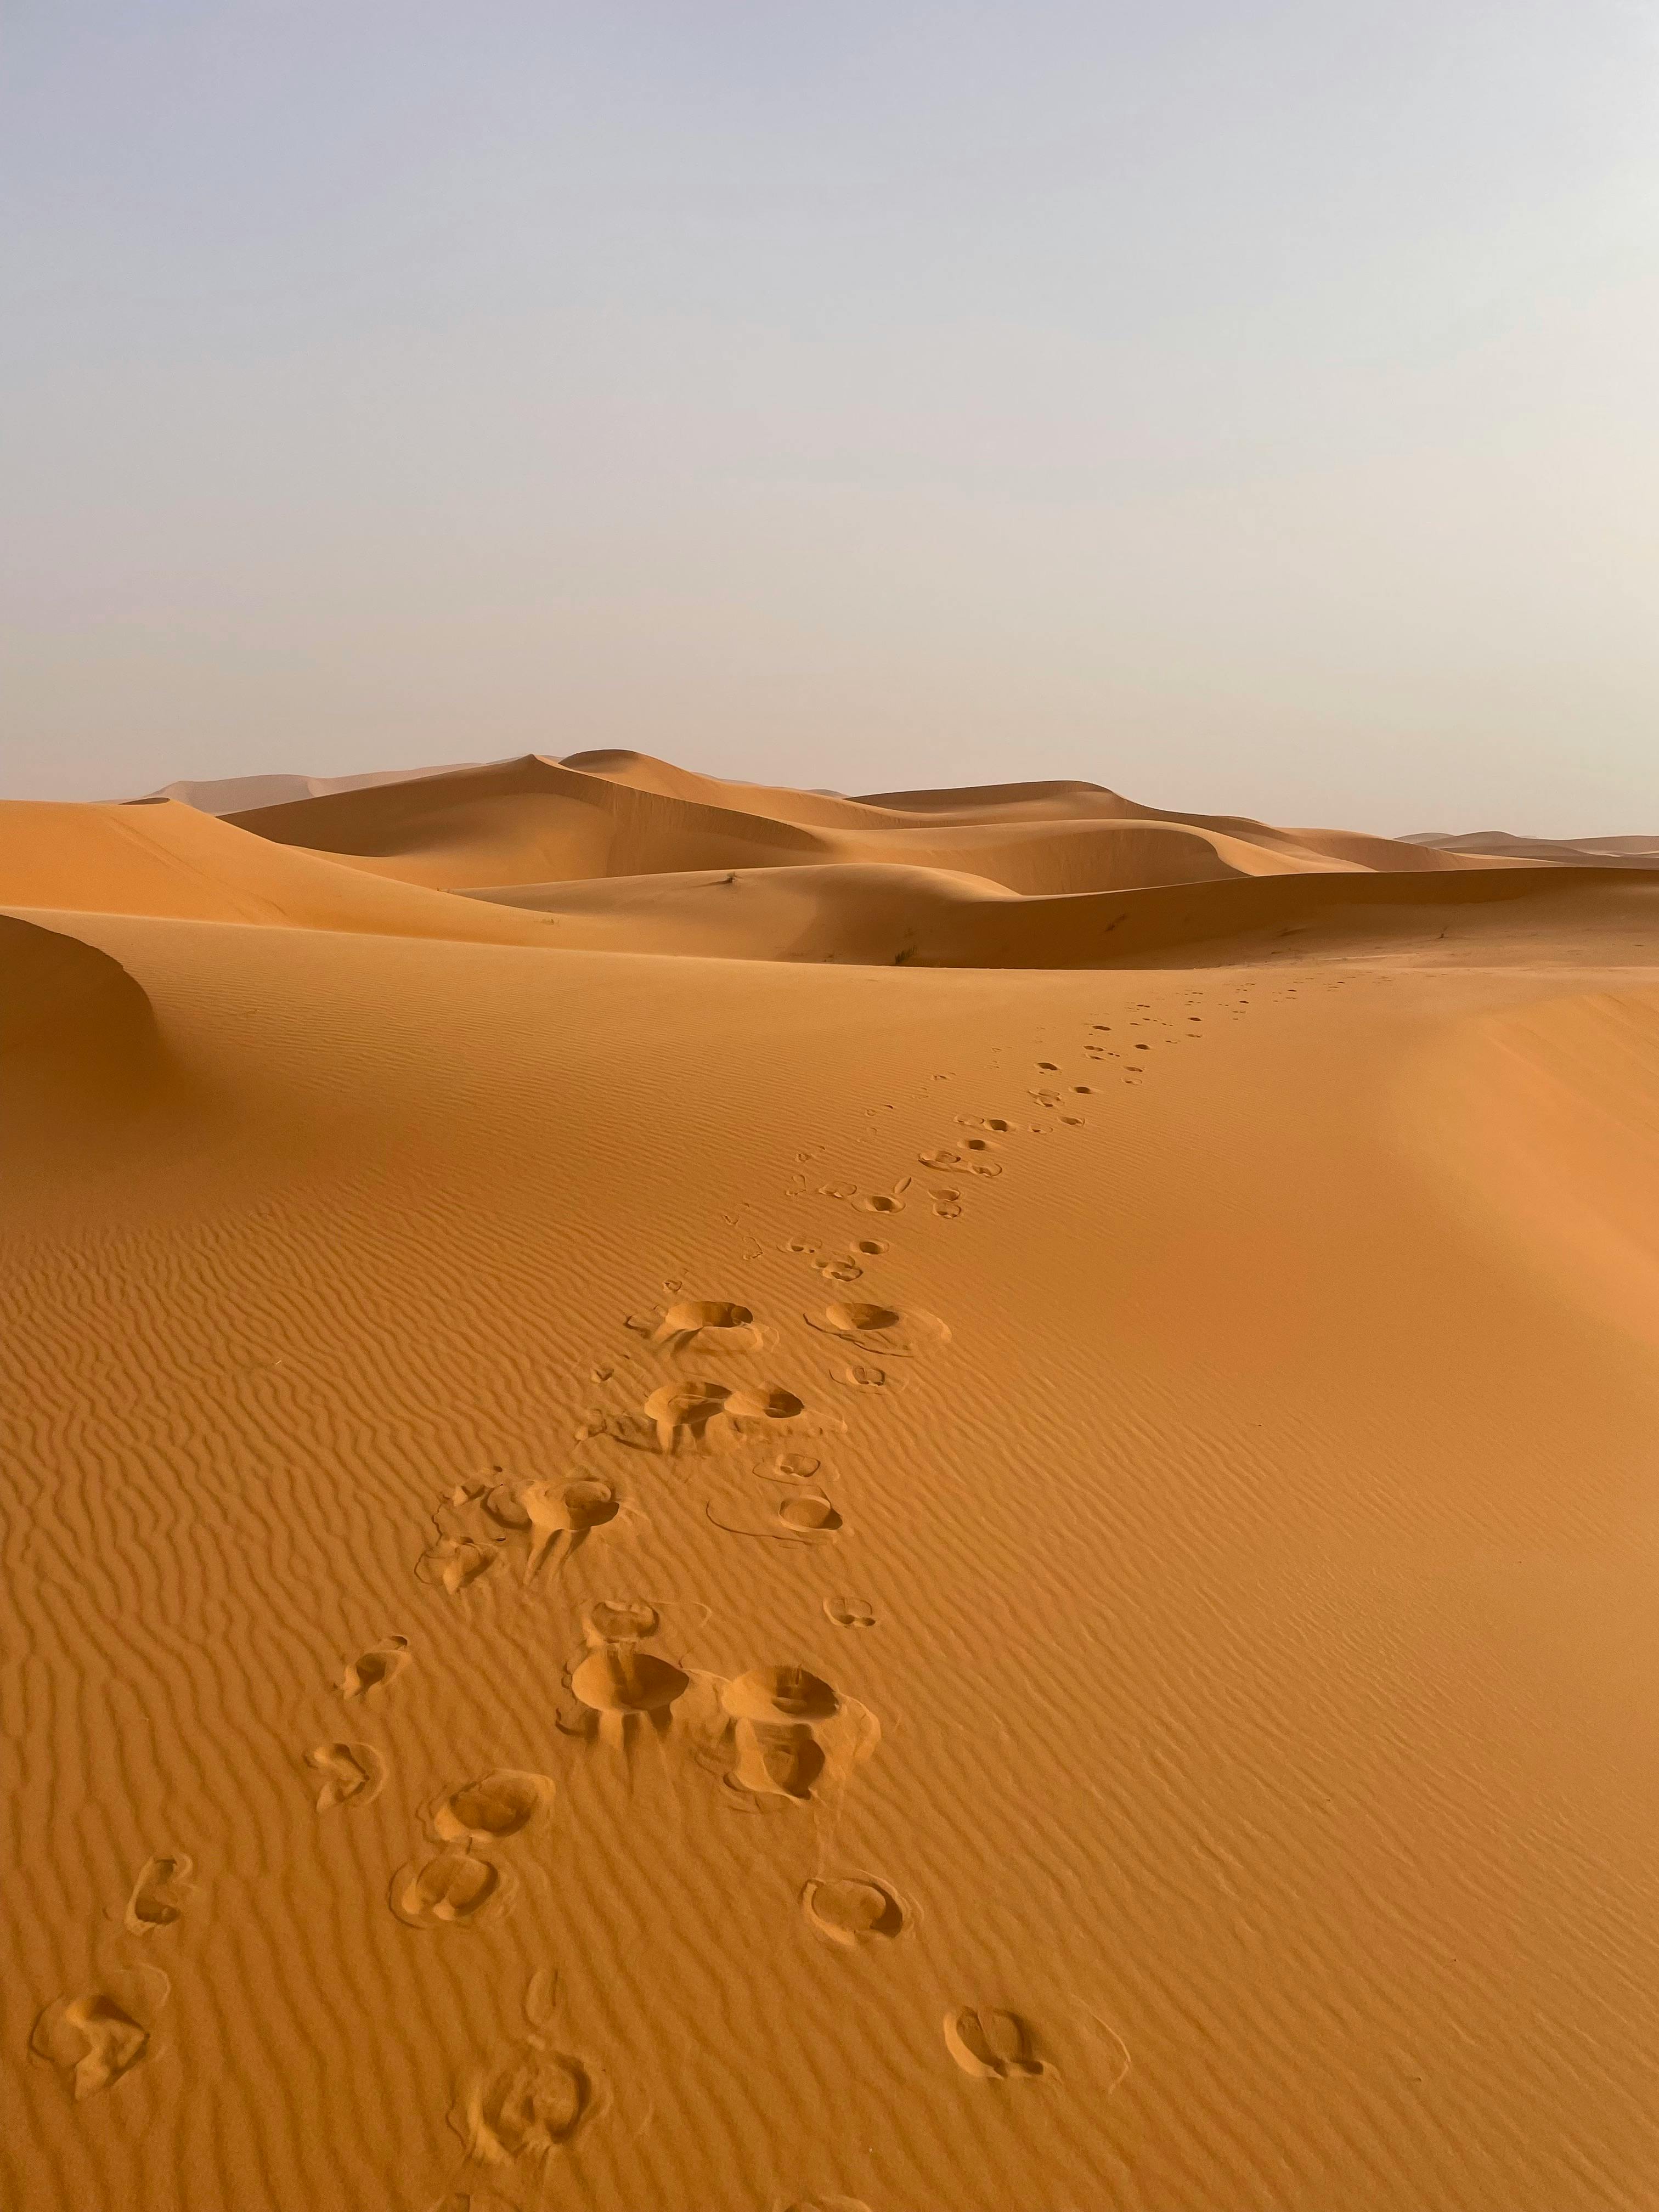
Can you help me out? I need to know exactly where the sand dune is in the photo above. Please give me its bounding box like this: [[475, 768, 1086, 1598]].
[[5, 750, 1658, 2212], [0, 798, 558, 945], [221, 748, 1516, 911]]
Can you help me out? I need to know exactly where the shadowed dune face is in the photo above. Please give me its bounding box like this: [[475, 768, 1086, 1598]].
[[0, 913, 170, 1137]]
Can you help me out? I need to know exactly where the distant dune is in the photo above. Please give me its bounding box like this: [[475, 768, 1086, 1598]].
[[142, 760, 486, 815], [1405, 827, 1659, 865], [4, 748, 1657, 2212]]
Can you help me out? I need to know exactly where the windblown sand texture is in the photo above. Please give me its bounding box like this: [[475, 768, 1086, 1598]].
[[4, 751, 1658, 2211]]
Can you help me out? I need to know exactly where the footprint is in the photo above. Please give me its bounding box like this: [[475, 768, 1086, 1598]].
[[802, 1876, 906, 1948], [707, 1486, 844, 1543], [918, 1148, 962, 1169], [854, 1193, 904, 1215], [840, 1361, 901, 1391], [817, 1257, 863, 1284], [725, 1666, 841, 1723], [779, 2199, 871, 2212], [308, 1740, 388, 1812], [649, 1299, 763, 1354], [727, 1722, 825, 1801], [818, 1181, 858, 1199], [343, 1635, 410, 1700], [584, 1597, 660, 1645], [727, 1384, 806, 1422], [807, 1301, 949, 1356], [417, 1537, 497, 1596], [518, 1478, 618, 1578], [823, 1594, 876, 1628], [849, 1238, 887, 1257], [959, 1115, 1015, 1133], [390, 1847, 511, 1930], [453, 2036, 601, 2166], [718, 1667, 848, 1805], [570, 1647, 690, 1716], [643, 1379, 731, 1454], [31, 1972, 168, 2100], [943, 2006, 1045, 2081], [124, 1853, 194, 1937], [1036, 1060, 1060, 1072], [777, 1495, 842, 1534], [435, 1771, 554, 1843], [775, 1452, 821, 1480]]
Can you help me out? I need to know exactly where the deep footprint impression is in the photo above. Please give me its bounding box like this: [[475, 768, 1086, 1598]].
[[308, 1740, 388, 1812], [944, 2006, 1046, 2081], [31, 1972, 169, 2101], [342, 1634, 410, 1700], [125, 1853, 194, 1936], [391, 1847, 511, 1931], [435, 1770, 555, 1842], [802, 1875, 906, 1948]]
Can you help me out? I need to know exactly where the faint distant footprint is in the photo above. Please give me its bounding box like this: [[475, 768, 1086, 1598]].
[[125, 1853, 194, 1936], [451, 1969, 605, 2166], [823, 1594, 876, 1628], [943, 2006, 1045, 2080], [391, 1846, 514, 1931], [417, 1537, 496, 1596], [777, 2197, 872, 2211], [802, 1875, 906, 1948], [343, 1634, 410, 1700], [31, 1970, 169, 2100], [308, 1740, 388, 1812]]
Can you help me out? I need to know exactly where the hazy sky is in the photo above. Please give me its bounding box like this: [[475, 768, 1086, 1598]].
[[4, 2, 1657, 828]]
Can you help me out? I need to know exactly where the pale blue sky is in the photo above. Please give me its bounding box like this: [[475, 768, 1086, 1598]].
[[4, 2, 1657, 827]]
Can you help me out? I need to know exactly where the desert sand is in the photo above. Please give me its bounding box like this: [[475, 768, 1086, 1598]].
[[3, 751, 1657, 2212]]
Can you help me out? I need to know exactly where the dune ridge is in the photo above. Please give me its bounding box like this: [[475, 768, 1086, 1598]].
[[20, 753, 1647, 971], [4, 748, 1657, 2212]]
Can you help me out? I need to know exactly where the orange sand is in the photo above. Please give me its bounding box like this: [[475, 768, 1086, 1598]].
[[4, 753, 1657, 2211]]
